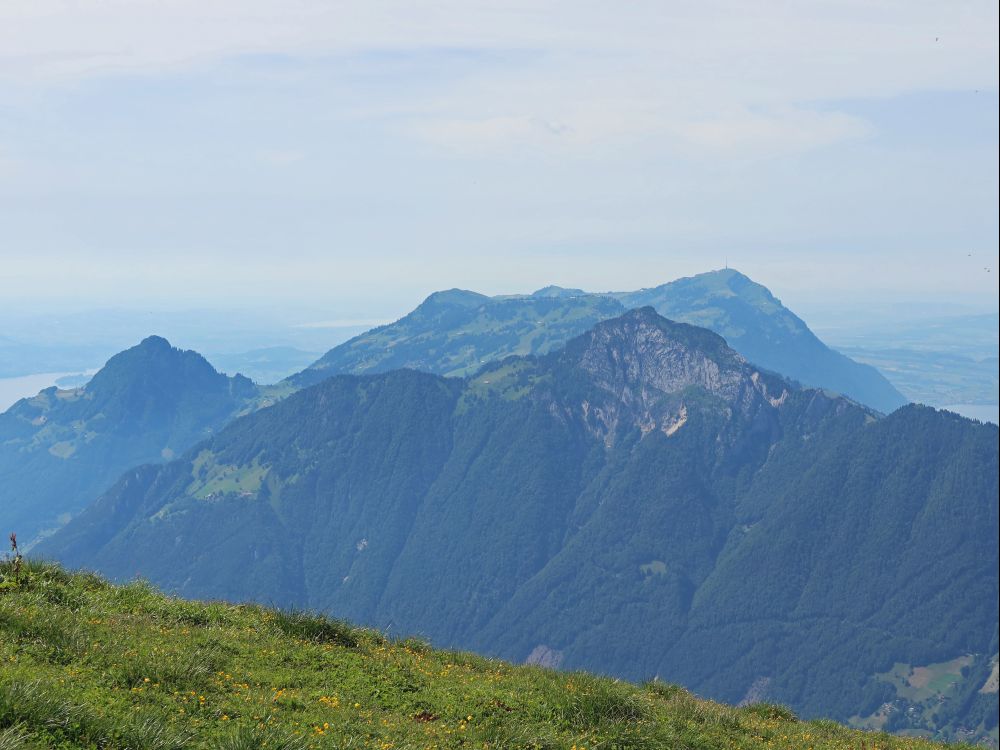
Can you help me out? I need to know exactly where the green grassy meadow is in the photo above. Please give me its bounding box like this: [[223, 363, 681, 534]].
[[1, 559, 970, 750]]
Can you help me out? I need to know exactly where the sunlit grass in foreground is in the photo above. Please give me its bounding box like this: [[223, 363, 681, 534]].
[[0, 559, 968, 749]]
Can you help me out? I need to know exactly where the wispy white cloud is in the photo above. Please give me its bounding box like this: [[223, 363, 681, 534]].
[[294, 318, 393, 329], [1, 1, 995, 90], [0, 1, 996, 311], [0, 1, 994, 162], [410, 115, 575, 152], [673, 107, 873, 155], [255, 149, 307, 167]]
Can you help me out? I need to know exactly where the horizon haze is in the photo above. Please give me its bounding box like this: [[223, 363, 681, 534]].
[[1, 1, 998, 316]]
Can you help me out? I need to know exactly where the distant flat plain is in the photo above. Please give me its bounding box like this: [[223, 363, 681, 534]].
[[818, 311, 998, 424]]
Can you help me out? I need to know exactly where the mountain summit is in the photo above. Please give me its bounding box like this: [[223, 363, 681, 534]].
[[40, 309, 996, 740], [545, 308, 790, 446], [0, 336, 260, 544], [612, 270, 906, 411], [565, 307, 772, 403]]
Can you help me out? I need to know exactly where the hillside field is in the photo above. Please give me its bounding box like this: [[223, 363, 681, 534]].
[[0, 559, 971, 750]]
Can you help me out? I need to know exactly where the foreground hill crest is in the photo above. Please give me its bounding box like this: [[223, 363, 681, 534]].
[[0, 561, 956, 750]]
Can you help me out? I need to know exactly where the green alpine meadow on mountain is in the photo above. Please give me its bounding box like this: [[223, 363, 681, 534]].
[[0, 336, 268, 546], [290, 269, 907, 414], [37, 308, 999, 745], [0, 560, 963, 750]]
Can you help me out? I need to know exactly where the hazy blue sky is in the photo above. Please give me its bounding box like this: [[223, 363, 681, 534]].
[[1, 0, 997, 320]]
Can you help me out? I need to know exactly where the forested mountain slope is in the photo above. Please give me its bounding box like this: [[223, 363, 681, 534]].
[[39, 309, 996, 742], [291, 269, 906, 413], [0, 270, 906, 545], [0, 336, 262, 544]]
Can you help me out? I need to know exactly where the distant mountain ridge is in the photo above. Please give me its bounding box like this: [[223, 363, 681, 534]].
[[0, 336, 264, 544], [288, 290, 626, 383], [40, 308, 997, 742], [290, 269, 907, 413], [1, 269, 905, 542], [611, 270, 907, 412]]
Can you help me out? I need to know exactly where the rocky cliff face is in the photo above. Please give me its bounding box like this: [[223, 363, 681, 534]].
[[547, 307, 795, 447], [613, 270, 907, 413]]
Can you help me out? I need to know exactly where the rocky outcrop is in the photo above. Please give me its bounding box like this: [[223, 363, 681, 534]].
[[558, 308, 792, 445]]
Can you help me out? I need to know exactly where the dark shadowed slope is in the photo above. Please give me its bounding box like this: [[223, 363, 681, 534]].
[[0, 336, 262, 544], [39, 309, 995, 742], [290, 270, 906, 413]]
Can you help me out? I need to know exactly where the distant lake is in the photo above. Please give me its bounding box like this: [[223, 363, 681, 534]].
[[942, 404, 999, 425], [0, 372, 78, 412]]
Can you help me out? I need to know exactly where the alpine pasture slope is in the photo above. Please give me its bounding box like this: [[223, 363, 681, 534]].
[[291, 269, 907, 414], [0, 558, 968, 750]]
